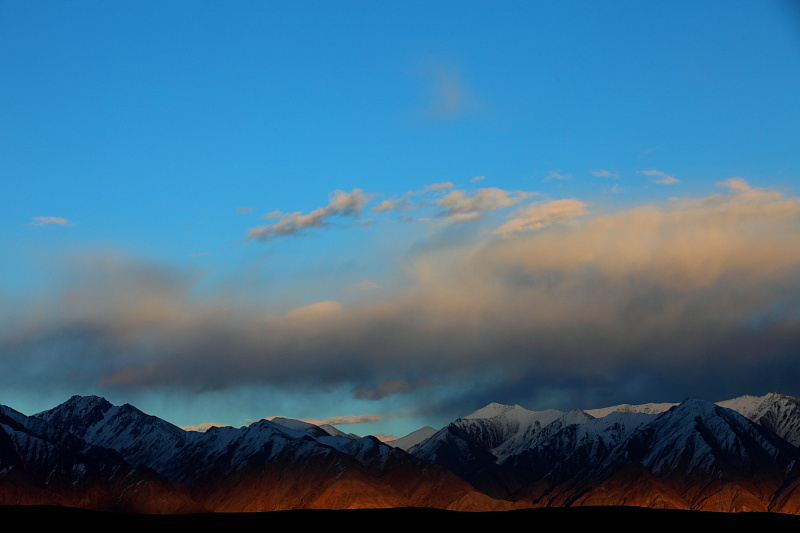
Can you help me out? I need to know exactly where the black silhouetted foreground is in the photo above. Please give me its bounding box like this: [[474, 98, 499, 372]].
[[2, 505, 800, 528]]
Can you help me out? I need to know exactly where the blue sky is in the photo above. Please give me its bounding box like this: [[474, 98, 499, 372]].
[[2, 1, 800, 439]]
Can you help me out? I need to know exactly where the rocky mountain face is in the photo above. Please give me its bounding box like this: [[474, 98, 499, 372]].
[[409, 393, 800, 513], [386, 426, 437, 451], [0, 403, 201, 513], [27, 395, 507, 512], [718, 392, 800, 446], [3, 392, 800, 514]]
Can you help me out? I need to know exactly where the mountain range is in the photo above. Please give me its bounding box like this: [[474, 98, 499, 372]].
[[3, 392, 800, 514]]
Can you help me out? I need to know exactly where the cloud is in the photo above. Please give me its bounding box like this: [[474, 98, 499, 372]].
[[236, 207, 254, 214], [544, 171, 571, 181], [4, 180, 800, 417], [372, 199, 398, 213], [181, 422, 227, 432], [248, 189, 374, 241], [494, 199, 588, 236], [716, 176, 752, 193], [300, 414, 383, 426], [421, 61, 480, 119], [348, 280, 380, 291], [370, 183, 455, 215], [282, 300, 343, 321], [353, 378, 431, 400], [591, 169, 620, 179], [471, 175, 485, 183], [638, 169, 679, 184], [436, 188, 533, 223], [372, 192, 419, 213], [639, 146, 658, 158], [423, 181, 454, 192], [30, 216, 73, 226]]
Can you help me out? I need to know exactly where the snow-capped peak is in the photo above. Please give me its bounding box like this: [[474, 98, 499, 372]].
[[464, 402, 525, 420], [387, 426, 437, 451], [718, 392, 800, 446], [585, 401, 677, 418]]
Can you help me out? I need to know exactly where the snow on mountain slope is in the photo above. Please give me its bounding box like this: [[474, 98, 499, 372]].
[[35, 396, 298, 479], [585, 393, 800, 449], [489, 399, 800, 510], [583, 393, 800, 449], [335, 435, 408, 470], [269, 417, 358, 440], [34, 395, 202, 474], [8, 392, 800, 513], [493, 410, 657, 492], [493, 408, 595, 460], [600, 399, 799, 479], [453, 403, 564, 451], [166, 419, 339, 484], [388, 426, 437, 451], [411, 395, 800, 504], [586, 402, 677, 418], [408, 418, 501, 488], [0, 403, 202, 513], [718, 392, 800, 447], [33, 396, 421, 486], [412, 402, 623, 477], [319, 424, 357, 439], [30, 396, 513, 511], [718, 393, 774, 416], [464, 403, 563, 435], [270, 417, 337, 438], [36, 397, 357, 485], [407, 403, 572, 493]]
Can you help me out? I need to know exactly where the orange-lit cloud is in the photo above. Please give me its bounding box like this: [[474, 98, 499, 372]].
[[437, 188, 533, 223], [494, 198, 587, 236], [300, 413, 383, 426], [181, 422, 228, 432]]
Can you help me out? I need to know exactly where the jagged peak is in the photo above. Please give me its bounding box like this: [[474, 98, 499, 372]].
[[653, 398, 752, 428], [269, 416, 335, 438], [464, 402, 535, 420], [674, 397, 717, 411], [717, 392, 798, 418], [562, 407, 594, 424], [37, 394, 113, 417], [66, 394, 111, 406], [464, 402, 513, 419], [760, 391, 800, 405], [586, 401, 677, 418]]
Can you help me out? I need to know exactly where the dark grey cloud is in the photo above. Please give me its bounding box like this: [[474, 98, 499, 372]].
[[353, 378, 432, 400]]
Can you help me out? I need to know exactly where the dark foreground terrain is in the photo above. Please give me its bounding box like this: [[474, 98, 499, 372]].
[[3, 505, 800, 528]]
